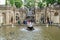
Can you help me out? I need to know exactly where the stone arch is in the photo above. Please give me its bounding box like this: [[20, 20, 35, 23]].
[[2, 12, 6, 24]]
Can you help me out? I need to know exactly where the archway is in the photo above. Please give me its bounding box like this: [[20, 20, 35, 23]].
[[2, 12, 6, 24]]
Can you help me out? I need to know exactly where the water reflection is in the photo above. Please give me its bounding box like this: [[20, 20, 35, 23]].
[[0, 26, 60, 40]]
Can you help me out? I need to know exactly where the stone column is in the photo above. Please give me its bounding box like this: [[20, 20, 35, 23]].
[[13, 9, 16, 24], [6, 11, 10, 25], [58, 10, 60, 23], [0, 13, 3, 26], [20, 11, 23, 24], [35, 12, 40, 24], [53, 11, 59, 23], [2, 12, 6, 24], [22, 12, 26, 23], [12, 11, 15, 24]]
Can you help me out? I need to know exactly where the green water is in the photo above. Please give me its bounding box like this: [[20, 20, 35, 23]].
[[0, 26, 60, 40]]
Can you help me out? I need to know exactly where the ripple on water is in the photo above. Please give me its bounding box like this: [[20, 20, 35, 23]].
[[20, 27, 42, 32], [17, 27, 51, 40], [0, 36, 6, 40]]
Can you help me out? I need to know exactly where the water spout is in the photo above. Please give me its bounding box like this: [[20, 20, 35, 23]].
[[46, 24, 48, 27], [20, 27, 40, 32], [12, 24, 14, 27]]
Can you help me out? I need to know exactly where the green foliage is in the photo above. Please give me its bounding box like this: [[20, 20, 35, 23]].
[[15, 0, 21, 2], [15, 2, 22, 8], [25, 0, 35, 8], [25, 2, 31, 8], [43, 0, 56, 6], [57, 0, 60, 4], [38, 2, 44, 8], [9, 0, 22, 8], [10, 0, 15, 6], [38, 0, 56, 8], [5, 0, 7, 5], [38, 0, 47, 8]]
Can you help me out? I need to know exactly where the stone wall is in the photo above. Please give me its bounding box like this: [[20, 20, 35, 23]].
[[0, 8, 27, 25], [0, 7, 60, 25], [35, 8, 60, 24]]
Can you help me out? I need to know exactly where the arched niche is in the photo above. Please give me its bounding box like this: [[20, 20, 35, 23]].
[[2, 12, 6, 24]]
